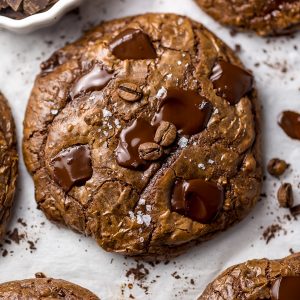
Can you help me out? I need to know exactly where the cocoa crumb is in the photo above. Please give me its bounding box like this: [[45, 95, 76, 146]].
[[171, 271, 181, 279], [27, 240, 37, 251], [126, 263, 149, 281], [17, 218, 27, 227], [7, 228, 25, 244], [263, 224, 283, 244]]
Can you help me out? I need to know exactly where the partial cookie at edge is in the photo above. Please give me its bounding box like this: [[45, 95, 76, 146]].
[[0, 92, 18, 239], [198, 253, 300, 299], [195, 0, 300, 36], [0, 277, 99, 299]]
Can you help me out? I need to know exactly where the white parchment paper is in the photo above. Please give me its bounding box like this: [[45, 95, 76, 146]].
[[0, 0, 300, 299]]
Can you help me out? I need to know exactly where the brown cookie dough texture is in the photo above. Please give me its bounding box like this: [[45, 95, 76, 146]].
[[198, 253, 300, 300], [0, 93, 18, 239], [196, 0, 300, 36], [23, 14, 262, 257], [0, 278, 99, 299]]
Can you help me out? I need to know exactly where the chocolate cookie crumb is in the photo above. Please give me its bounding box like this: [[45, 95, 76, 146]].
[[263, 224, 283, 244], [277, 183, 294, 208], [7, 228, 25, 244], [126, 263, 149, 281], [267, 158, 289, 177]]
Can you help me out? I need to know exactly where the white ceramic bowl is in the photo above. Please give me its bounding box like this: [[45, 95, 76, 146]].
[[0, 0, 83, 34]]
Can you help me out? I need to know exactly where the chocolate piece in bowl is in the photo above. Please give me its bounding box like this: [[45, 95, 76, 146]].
[[23, 14, 261, 258], [0, 92, 18, 240], [0, 277, 99, 299], [0, 0, 57, 19], [195, 0, 300, 36], [198, 253, 300, 300]]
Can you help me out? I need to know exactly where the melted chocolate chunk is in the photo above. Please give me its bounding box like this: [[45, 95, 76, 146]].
[[271, 277, 300, 300], [152, 88, 213, 136], [210, 59, 253, 105], [71, 64, 113, 98], [171, 179, 224, 223], [116, 118, 156, 170], [109, 28, 157, 60], [278, 111, 300, 140], [51, 145, 93, 191]]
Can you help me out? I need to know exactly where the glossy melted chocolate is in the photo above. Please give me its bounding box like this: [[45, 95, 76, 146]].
[[171, 179, 224, 223], [210, 59, 253, 105], [51, 145, 93, 191], [71, 64, 113, 98], [115, 118, 156, 170], [271, 277, 300, 300], [152, 88, 213, 135], [109, 28, 157, 60]]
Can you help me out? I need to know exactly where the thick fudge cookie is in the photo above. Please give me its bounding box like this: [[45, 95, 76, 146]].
[[0, 92, 18, 239], [0, 277, 99, 299], [199, 253, 300, 299], [23, 14, 261, 257], [196, 0, 300, 36]]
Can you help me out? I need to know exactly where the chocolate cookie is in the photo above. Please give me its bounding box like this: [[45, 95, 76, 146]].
[[0, 277, 99, 299], [23, 14, 262, 257], [199, 253, 300, 299], [0, 92, 18, 239], [196, 0, 300, 36]]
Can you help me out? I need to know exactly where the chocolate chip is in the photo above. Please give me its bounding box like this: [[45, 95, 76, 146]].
[[278, 111, 300, 140], [109, 28, 157, 60], [117, 82, 143, 102], [138, 142, 163, 161], [271, 277, 300, 300], [277, 183, 294, 208], [210, 59, 253, 105], [116, 118, 156, 170], [51, 145, 93, 192], [154, 121, 177, 147], [171, 179, 224, 223], [152, 88, 213, 136], [71, 64, 113, 98], [267, 158, 289, 177]]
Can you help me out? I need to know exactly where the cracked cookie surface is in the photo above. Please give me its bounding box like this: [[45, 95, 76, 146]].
[[23, 13, 262, 258], [196, 0, 300, 36], [0, 278, 99, 299], [198, 253, 300, 300], [0, 92, 18, 239]]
